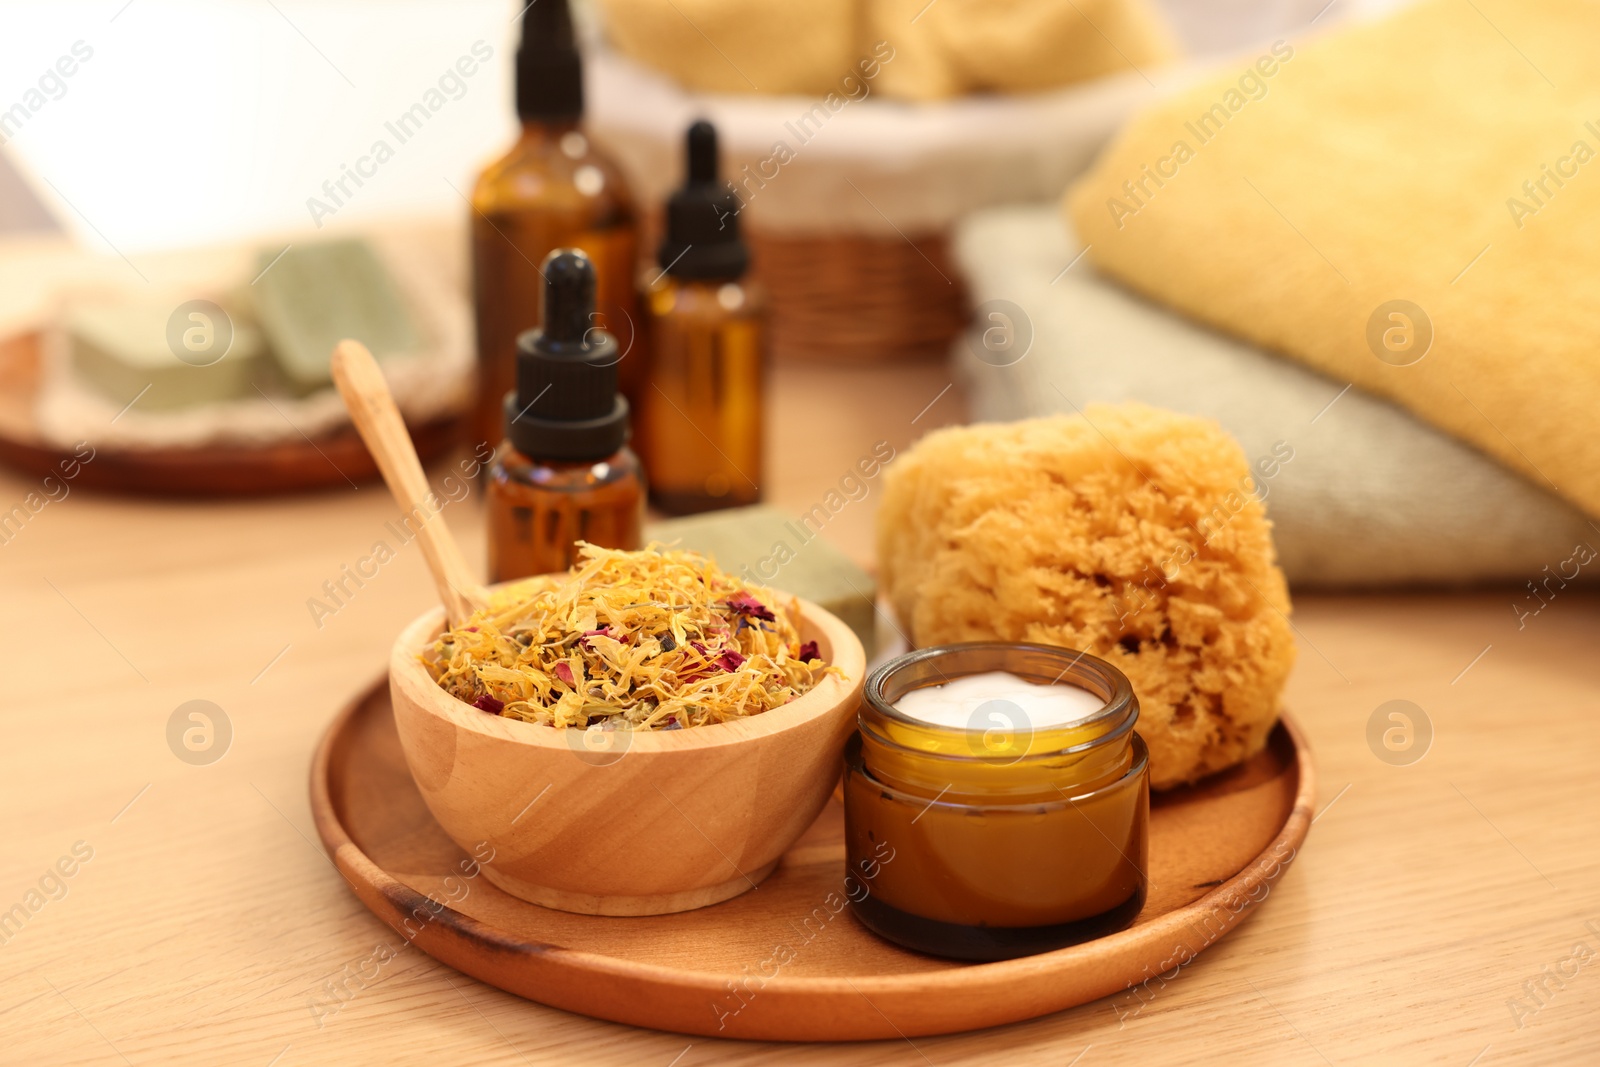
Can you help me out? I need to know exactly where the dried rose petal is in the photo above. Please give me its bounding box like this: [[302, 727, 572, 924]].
[[582, 627, 615, 647], [715, 649, 746, 672], [473, 694, 505, 714], [552, 662, 576, 686], [798, 640, 820, 663], [722, 590, 776, 622], [679, 646, 714, 683]]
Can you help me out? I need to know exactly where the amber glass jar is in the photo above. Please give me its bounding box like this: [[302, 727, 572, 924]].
[[486, 250, 644, 582], [471, 125, 639, 450], [487, 446, 644, 582], [469, 0, 640, 450], [635, 119, 764, 515], [844, 643, 1149, 961], [638, 275, 765, 514]]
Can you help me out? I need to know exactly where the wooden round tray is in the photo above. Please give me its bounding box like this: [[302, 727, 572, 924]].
[[311, 678, 1315, 1042], [0, 330, 461, 496]]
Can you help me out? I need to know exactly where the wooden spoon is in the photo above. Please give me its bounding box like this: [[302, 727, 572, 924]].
[[331, 339, 488, 627]]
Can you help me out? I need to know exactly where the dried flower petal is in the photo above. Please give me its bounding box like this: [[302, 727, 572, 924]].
[[722, 590, 776, 622], [422, 542, 832, 730]]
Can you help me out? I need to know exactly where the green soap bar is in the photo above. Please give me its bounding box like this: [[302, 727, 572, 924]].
[[251, 240, 420, 392], [647, 505, 878, 661], [67, 297, 262, 411]]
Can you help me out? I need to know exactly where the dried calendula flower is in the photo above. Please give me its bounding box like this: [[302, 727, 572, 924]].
[[423, 542, 831, 730]]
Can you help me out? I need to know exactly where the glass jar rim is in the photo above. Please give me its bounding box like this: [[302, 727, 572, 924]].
[[861, 642, 1139, 763]]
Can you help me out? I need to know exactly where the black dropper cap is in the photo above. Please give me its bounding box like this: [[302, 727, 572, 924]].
[[658, 120, 749, 280], [504, 250, 629, 461], [515, 0, 582, 122]]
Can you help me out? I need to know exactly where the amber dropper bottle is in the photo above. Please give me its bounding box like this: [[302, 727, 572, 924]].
[[469, 0, 640, 451], [637, 120, 766, 515], [486, 249, 645, 582]]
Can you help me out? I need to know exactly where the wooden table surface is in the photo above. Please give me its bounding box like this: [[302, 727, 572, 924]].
[[3, 268, 1598, 1067]]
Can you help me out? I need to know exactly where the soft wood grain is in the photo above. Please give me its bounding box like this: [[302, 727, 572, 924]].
[[2, 229, 1596, 1065]]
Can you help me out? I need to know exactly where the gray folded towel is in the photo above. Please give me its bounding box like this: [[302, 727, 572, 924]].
[[951, 204, 1595, 587]]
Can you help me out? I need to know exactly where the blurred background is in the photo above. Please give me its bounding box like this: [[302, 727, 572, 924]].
[[1, 0, 1398, 249], [4, 0, 1598, 1064]]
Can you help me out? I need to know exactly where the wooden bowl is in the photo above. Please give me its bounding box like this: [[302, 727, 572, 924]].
[[388, 591, 866, 917]]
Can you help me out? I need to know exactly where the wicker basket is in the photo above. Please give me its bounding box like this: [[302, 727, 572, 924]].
[[747, 229, 969, 363], [589, 42, 1172, 365]]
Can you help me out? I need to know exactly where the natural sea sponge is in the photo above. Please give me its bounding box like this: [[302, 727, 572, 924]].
[[877, 405, 1295, 789]]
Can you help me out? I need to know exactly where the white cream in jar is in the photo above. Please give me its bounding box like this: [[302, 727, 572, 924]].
[[892, 670, 1105, 731], [847, 646, 1149, 961]]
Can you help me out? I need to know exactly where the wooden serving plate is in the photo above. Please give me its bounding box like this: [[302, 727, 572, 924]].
[[0, 331, 461, 496], [311, 678, 1315, 1042]]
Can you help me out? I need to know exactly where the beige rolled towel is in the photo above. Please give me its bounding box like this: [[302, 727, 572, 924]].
[[592, 0, 859, 95], [870, 0, 1177, 101], [595, 0, 1176, 100]]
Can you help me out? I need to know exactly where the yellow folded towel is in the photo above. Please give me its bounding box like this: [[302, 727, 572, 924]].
[[595, 0, 1174, 100], [1067, 0, 1600, 521]]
